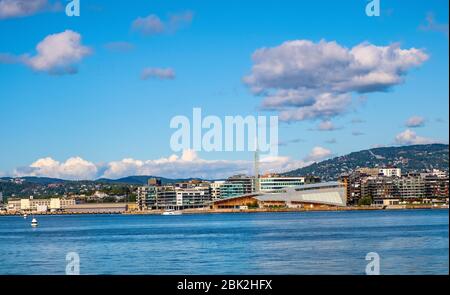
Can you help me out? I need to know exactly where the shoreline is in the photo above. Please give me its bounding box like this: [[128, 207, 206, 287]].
[[1, 205, 448, 216]]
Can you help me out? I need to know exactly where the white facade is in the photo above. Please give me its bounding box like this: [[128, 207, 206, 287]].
[[210, 181, 225, 200], [379, 168, 401, 177], [7, 198, 75, 212], [175, 186, 211, 206], [257, 182, 347, 207]]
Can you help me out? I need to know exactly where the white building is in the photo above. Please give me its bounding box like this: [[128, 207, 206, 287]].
[[379, 168, 401, 178], [211, 182, 347, 209], [210, 181, 225, 200], [7, 198, 76, 212], [175, 186, 211, 206]]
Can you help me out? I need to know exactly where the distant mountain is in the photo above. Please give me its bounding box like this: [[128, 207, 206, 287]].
[[2, 144, 447, 198], [0, 174, 210, 198], [0, 176, 68, 185], [95, 175, 201, 185], [284, 144, 449, 181], [96, 176, 161, 185], [0, 175, 209, 186]]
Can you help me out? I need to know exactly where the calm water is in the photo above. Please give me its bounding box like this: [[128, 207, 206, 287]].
[[0, 210, 448, 275]]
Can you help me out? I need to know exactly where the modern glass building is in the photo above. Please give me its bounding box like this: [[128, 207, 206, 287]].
[[259, 176, 305, 193]]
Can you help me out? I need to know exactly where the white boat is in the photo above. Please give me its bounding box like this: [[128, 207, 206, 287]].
[[162, 210, 182, 216], [31, 218, 38, 227], [23, 213, 27, 219]]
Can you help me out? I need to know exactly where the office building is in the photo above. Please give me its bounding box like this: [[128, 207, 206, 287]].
[[259, 174, 305, 193]]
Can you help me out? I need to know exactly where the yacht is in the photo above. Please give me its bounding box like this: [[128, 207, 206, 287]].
[[23, 213, 27, 219], [31, 218, 38, 227], [162, 210, 183, 216]]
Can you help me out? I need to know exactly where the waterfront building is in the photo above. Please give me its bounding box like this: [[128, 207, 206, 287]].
[[211, 181, 347, 209], [340, 172, 363, 205], [361, 176, 396, 200], [220, 182, 246, 198], [220, 175, 255, 198], [422, 170, 449, 198], [154, 186, 177, 209], [137, 178, 211, 210], [175, 180, 211, 207], [175, 186, 211, 207], [7, 198, 76, 212], [210, 181, 225, 201], [136, 185, 157, 210], [394, 174, 425, 199], [345, 168, 449, 205], [259, 174, 305, 193]]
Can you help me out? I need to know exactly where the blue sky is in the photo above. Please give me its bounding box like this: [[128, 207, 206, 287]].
[[0, 0, 448, 180]]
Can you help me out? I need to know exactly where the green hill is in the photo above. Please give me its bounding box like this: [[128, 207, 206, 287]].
[[284, 144, 449, 181]]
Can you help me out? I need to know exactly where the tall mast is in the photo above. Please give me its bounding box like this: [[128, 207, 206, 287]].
[[254, 136, 260, 193]]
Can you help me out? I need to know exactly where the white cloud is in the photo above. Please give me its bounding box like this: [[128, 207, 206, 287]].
[[141, 67, 176, 80], [244, 40, 428, 122], [26, 30, 92, 74], [405, 116, 425, 128], [395, 129, 437, 145], [0, 0, 59, 19], [278, 93, 352, 122], [132, 14, 164, 35], [132, 11, 193, 35], [304, 146, 332, 162], [1, 30, 91, 74], [14, 157, 98, 180], [101, 150, 275, 179], [10, 147, 332, 180], [317, 120, 337, 131]]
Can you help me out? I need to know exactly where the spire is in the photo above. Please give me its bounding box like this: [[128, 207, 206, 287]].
[[254, 136, 260, 193]]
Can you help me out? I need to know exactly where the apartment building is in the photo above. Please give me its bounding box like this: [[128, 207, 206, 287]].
[[220, 175, 255, 198], [137, 178, 211, 210], [210, 181, 225, 201], [343, 168, 448, 205]]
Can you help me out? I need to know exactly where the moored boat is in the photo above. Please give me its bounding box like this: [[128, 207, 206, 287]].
[[31, 218, 38, 227], [162, 210, 182, 216]]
